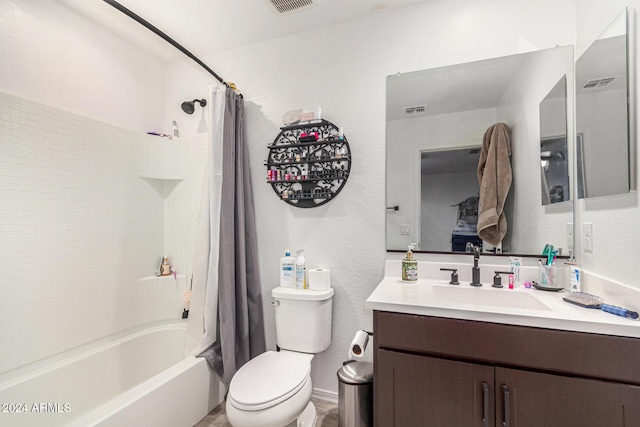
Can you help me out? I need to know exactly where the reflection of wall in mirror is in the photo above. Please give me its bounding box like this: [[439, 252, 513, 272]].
[[576, 87, 628, 198], [386, 108, 495, 250], [497, 46, 574, 255]]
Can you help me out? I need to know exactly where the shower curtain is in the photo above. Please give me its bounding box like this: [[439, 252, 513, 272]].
[[187, 84, 265, 386]]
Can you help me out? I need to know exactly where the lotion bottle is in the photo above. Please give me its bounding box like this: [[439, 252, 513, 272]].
[[280, 249, 296, 287], [296, 249, 306, 289], [402, 244, 418, 283], [160, 256, 172, 276]]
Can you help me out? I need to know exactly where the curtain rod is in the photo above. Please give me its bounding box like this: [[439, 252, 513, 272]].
[[102, 0, 229, 88]]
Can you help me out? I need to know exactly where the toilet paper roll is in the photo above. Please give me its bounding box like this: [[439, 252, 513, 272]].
[[308, 268, 331, 290], [348, 330, 369, 360]]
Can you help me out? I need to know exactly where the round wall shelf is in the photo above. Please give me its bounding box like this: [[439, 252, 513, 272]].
[[265, 120, 351, 208]]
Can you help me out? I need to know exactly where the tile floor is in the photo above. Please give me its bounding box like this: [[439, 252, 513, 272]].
[[196, 398, 339, 427]]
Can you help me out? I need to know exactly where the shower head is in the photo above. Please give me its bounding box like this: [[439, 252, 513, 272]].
[[181, 99, 207, 115]]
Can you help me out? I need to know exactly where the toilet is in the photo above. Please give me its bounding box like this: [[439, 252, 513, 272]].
[[226, 286, 334, 427]]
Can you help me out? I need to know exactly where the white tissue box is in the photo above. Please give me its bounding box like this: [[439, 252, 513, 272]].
[[308, 268, 331, 290]]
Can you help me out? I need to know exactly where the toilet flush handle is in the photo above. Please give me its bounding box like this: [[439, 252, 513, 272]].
[[271, 299, 280, 307]]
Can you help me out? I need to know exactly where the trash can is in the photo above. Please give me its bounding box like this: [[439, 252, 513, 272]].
[[337, 361, 373, 427]]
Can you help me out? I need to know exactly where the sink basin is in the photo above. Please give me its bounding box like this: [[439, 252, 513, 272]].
[[431, 285, 551, 311]]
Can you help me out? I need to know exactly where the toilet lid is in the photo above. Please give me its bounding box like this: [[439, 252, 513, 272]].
[[229, 351, 311, 411]]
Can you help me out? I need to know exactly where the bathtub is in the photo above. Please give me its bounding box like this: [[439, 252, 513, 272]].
[[0, 320, 222, 427]]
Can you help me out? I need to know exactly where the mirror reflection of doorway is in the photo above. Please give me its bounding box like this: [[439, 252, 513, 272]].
[[420, 147, 481, 252], [540, 136, 570, 204]]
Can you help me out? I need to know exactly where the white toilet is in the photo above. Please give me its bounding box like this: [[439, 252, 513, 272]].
[[226, 286, 334, 427]]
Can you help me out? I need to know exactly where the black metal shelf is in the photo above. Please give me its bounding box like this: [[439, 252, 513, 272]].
[[266, 174, 349, 184], [266, 119, 351, 208], [264, 156, 351, 167], [266, 138, 348, 150]]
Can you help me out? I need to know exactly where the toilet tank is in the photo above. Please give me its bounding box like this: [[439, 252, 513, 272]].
[[271, 287, 334, 353]]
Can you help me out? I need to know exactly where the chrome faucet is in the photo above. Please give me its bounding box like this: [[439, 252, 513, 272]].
[[470, 245, 482, 287]]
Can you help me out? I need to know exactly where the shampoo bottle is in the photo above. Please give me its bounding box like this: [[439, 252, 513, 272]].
[[280, 249, 296, 287], [296, 249, 306, 289], [402, 244, 418, 283]]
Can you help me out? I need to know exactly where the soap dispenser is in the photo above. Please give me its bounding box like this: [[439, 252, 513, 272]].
[[402, 244, 418, 283]]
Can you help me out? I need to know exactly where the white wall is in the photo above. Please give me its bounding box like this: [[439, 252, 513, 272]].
[[0, 0, 165, 132], [576, 1, 640, 288], [165, 0, 576, 395], [0, 1, 195, 375], [0, 92, 184, 374]]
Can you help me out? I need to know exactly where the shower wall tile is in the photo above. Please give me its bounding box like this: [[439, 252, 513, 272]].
[[0, 92, 181, 375]]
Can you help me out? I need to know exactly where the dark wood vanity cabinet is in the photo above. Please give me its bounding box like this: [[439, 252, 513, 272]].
[[374, 311, 640, 427]]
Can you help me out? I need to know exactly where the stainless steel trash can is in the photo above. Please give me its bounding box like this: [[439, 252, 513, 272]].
[[337, 361, 373, 427]]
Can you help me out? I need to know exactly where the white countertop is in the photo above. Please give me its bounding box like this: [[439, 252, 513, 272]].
[[366, 261, 640, 339]]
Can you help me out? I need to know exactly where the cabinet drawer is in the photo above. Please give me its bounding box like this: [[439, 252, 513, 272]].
[[374, 311, 640, 385]]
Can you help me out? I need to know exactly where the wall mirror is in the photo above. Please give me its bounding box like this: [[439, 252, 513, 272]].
[[539, 75, 570, 205], [386, 46, 574, 256], [576, 8, 637, 199]]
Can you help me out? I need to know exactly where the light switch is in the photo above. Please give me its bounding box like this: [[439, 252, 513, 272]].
[[566, 222, 573, 250], [400, 224, 411, 235], [583, 222, 593, 253]]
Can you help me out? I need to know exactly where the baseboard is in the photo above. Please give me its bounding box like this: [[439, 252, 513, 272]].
[[312, 387, 338, 404]]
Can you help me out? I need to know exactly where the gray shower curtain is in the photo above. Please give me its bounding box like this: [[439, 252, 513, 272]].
[[199, 88, 266, 386]]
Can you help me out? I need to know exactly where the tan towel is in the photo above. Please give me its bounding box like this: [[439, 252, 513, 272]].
[[477, 123, 512, 246]]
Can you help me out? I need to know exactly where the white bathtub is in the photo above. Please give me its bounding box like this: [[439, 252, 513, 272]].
[[0, 320, 222, 427]]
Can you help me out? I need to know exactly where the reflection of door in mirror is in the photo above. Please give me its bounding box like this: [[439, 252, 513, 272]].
[[576, 9, 634, 198], [420, 148, 481, 252], [540, 137, 569, 204], [539, 75, 570, 205]]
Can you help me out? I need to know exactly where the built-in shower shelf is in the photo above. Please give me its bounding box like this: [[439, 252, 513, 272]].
[[137, 274, 186, 284], [136, 136, 186, 182], [137, 174, 184, 181]]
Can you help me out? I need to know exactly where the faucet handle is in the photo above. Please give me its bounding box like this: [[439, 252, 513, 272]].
[[493, 271, 512, 288], [440, 268, 460, 285]]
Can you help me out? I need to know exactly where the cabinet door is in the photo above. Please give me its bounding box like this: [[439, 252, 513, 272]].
[[377, 349, 494, 427], [496, 367, 640, 427]]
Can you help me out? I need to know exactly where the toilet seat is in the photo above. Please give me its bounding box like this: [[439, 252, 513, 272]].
[[228, 351, 312, 411]]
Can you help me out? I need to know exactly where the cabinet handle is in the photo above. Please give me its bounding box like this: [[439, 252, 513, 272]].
[[502, 384, 510, 427], [481, 382, 489, 427]]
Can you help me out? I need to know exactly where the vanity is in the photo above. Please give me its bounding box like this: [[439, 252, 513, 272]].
[[366, 261, 640, 427]]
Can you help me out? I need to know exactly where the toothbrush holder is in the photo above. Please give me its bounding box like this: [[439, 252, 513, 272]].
[[538, 263, 557, 287]]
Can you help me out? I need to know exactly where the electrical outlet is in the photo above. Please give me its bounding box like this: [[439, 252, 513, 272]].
[[583, 222, 593, 253], [566, 222, 573, 250], [400, 224, 411, 235]]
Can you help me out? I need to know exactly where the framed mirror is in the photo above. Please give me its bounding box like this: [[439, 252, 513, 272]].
[[576, 8, 637, 198], [386, 46, 574, 256], [539, 75, 570, 205]]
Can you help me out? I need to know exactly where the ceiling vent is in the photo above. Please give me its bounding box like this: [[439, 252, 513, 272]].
[[579, 76, 616, 91], [404, 105, 427, 116], [265, 0, 321, 15]]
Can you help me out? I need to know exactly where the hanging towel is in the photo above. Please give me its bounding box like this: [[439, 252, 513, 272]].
[[477, 123, 512, 246]]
